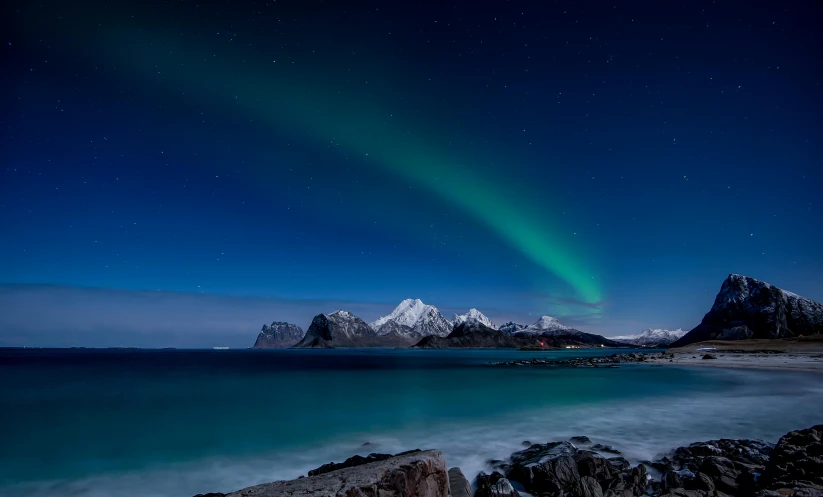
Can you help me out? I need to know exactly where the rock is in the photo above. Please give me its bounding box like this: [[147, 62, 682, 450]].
[[571, 436, 593, 445], [475, 471, 506, 497], [506, 440, 649, 497], [222, 449, 448, 497], [698, 456, 740, 493], [488, 478, 520, 497], [702, 354, 717, 360], [570, 476, 604, 497], [252, 321, 304, 348], [672, 274, 823, 347], [607, 457, 631, 472], [663, 470, 683, 490], [448, 467, 472, 497], [686, 472, 715, 493], [576, 451, 614, 480], [591, 444, 622, 455], [307, 452, 396, 476], [763, 424, 823, 492], [193, 494, 226, 497]]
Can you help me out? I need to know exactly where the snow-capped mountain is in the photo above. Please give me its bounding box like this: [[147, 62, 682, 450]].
[[610, 328, 686, 346], [452, 308, 496, 330], [369, 299, 453, 338], [498, 321, 527, 334], [672, 274, 823, 347], [294, 310, 378, 348], [513, 315, 574, 335]]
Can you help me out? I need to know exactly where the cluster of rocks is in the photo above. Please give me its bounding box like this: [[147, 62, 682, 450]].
[[494, 352, 674, 368], [475, 438, 649, 497], [647, 424, 822, 497], [195, 425, 822, 497]]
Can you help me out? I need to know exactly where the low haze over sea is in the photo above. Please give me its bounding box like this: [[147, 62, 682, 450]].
[[2, 348, 821, 497]]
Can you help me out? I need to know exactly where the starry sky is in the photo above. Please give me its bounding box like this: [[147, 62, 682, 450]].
[[1, 0, 821, 346]]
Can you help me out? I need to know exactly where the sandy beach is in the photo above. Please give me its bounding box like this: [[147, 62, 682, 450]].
[[651, 336, 823, 373]]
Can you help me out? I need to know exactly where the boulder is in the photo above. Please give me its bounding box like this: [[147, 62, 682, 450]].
[[448, 467, 472, 497], [222, 450, 448, 497], [488, 478, 520, 497], [762, 424, 823, 492]]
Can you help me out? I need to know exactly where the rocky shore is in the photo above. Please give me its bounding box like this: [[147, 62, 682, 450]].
[[493, 349, 823, 373], [195, 425, 822, 497]]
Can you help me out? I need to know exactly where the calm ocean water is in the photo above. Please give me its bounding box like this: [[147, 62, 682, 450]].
[[1, 348, 821, 497]]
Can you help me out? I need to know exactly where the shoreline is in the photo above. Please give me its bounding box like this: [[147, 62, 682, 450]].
[[495, 348, 823, 373], [647, 351, 823, 374]]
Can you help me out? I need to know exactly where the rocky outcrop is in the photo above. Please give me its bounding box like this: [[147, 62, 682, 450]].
[[494, 351, 669, 367], [761, 424, 823, 494], [448, 467, 473, 497], [220, 450, 448, 497], [293, 310, 401, 348], [672, 274, 823, 347], [307, 452, 396, 477], [649, 437, 774, 497], [252, 322, 304, 348], [503, 440, 649, 497]]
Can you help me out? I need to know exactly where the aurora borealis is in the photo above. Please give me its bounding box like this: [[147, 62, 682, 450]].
[[2, 0, 822, 345]]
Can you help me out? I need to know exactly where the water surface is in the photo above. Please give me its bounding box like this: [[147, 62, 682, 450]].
[[1, 348, 820, 496]]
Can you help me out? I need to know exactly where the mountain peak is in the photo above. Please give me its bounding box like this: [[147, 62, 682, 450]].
[[369, 299, 452, 337], [531, 315, 570, 331], [611, 328, 686, 346], [452, 308, 496, 330], [672, 275, 823, 347]]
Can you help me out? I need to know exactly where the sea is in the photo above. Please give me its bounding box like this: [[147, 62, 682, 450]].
[[1, 347, 821, 497]]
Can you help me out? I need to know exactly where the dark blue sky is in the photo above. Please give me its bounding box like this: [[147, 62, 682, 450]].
[[1, 0, 821, 345]]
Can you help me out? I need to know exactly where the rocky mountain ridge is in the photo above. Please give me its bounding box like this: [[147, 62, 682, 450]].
[[369, 299, 452, 338], [672, 274, 823, 347], [253, 321, 305, 348]]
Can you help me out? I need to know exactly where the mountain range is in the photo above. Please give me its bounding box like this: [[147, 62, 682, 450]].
[[252, 275, 823, 350], [610, 328, 687, 347]]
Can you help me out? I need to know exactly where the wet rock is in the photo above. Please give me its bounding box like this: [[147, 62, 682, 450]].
[[663, 470, 683, 490], [702, 354, 717, 360], [308, 452, 396, 476], [488, 478, 520, 497], [591, 444, 622, 455], [762, 424, 823, 493], [576, 451, 614, 480], [571, 436, 593, 445], [448, 467, 472, 497], [570, 476, 604, 497], [222, 450, 448, 497]]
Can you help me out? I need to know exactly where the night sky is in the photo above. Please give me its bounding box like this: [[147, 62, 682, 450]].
[[1, 0, 821, 346]]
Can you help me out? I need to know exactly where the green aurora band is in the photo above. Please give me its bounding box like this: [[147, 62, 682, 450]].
[[102, 28, 603, 306]]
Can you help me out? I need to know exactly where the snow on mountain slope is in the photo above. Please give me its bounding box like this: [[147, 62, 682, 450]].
[[452, 308, 496, 329], [610, 328, 686, 346], [498, 321, 527, 334], [513, 315, 574, 335], [369, 299, 453, 338]]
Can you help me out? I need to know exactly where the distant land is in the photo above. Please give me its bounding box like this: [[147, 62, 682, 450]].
[[252, 274, 823, 350]]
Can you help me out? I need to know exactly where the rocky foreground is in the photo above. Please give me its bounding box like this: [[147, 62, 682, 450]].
[[195, 425, 823, 497]]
